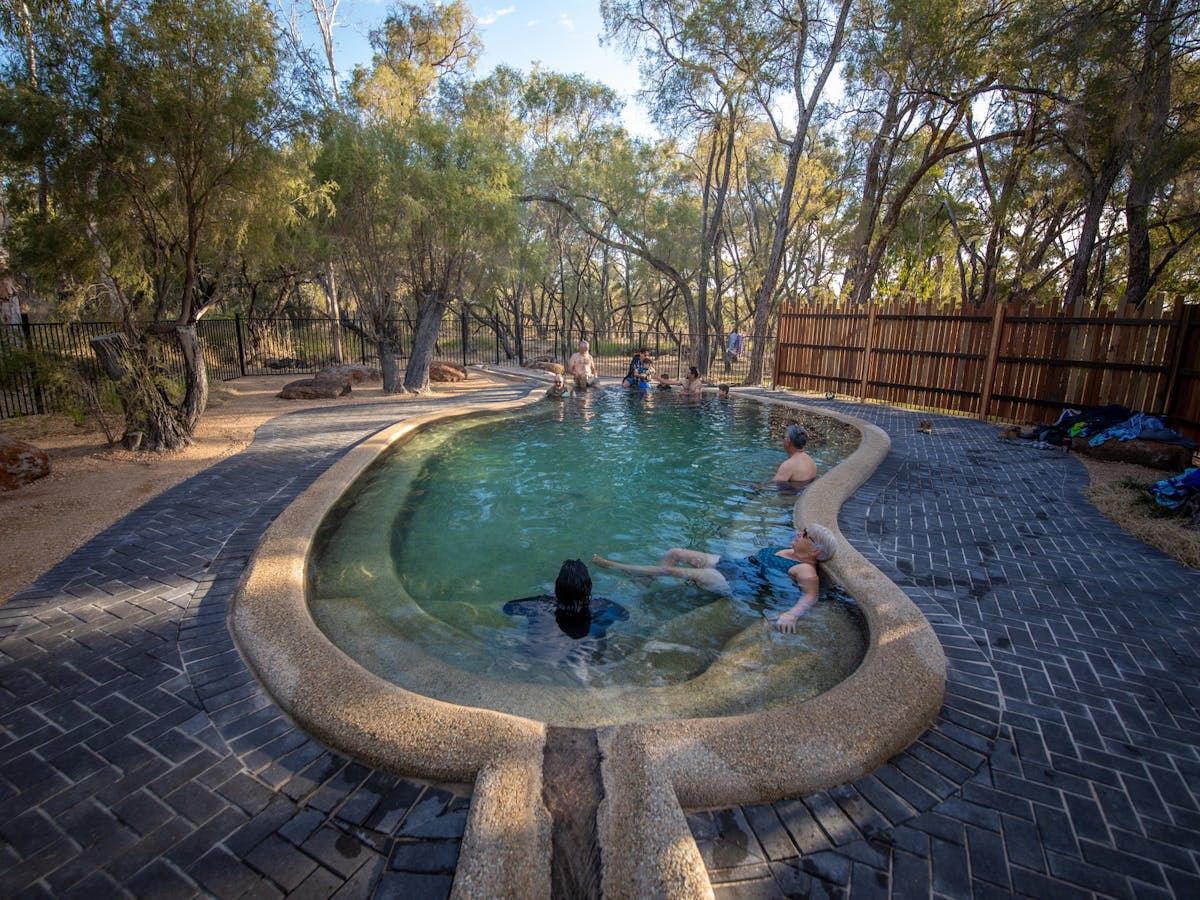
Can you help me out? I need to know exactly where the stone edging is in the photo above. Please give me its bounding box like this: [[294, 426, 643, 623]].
[[230, 385, 947, 898]]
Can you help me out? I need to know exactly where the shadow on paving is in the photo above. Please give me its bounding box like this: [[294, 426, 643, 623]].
[[0, 388, 528, 898]]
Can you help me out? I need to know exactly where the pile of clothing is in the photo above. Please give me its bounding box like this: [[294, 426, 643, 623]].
[[1150, 468, 1200, 510], [1022, 404, 1198, 452]]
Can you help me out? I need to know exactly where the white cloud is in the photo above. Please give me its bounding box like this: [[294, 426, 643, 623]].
[[558, 13, 575, 30], [526, 18, 539, 26], [479, 6, 515, 26]]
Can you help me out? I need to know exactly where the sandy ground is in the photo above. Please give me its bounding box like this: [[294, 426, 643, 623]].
[[0, 372, 506, 604], [2, 377, 1196, 604]]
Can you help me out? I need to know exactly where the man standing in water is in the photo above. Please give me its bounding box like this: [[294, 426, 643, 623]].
[[770, 424, 817, 484]]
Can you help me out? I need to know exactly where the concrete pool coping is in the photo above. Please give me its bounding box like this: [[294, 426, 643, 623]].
[[230, 382, 946, 897]]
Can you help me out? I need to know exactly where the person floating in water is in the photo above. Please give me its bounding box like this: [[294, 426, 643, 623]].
[[503, 558, 628, 644], [592, 524, 837, 632], [770, 424, 817, 484]]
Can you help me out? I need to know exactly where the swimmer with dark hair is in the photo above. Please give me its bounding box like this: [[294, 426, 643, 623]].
[[503, 559, 628, 641]]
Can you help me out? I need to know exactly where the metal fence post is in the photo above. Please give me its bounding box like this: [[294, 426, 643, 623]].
[[234, 313, 247, 377], [461, 310, 470, 367]]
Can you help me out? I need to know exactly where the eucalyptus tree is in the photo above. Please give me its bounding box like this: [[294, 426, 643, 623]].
[[2, 0, 297, 449], [837, 0, 1032, 310], [1117, 0, 1200, 309], [738, 0, 852, 384], [602, 0, 769, 370], [321, 0, 518, 393]]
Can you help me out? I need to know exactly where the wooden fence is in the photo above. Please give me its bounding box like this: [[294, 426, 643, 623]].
[[773, 298, 1200, 444]]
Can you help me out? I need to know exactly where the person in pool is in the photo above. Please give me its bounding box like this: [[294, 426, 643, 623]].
[[545, 372, 571, 399], [566, 340, 599, 391], [653, 366, 702, 394], [503, 558, 628, 641], [770, 423, 817, 484], [622, 348, 653, 388], [591, 524, 837, 632]]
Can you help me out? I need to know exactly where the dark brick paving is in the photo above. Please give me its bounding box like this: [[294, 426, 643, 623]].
[[692, 395, 1200, 899], [1, 390, 528, 899], [3, 386, 1198, 898]]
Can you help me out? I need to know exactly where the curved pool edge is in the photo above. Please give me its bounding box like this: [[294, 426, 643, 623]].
[[230, 387, 554, 900], [230, 385, 946, 899], [596, 398, 947, 898]]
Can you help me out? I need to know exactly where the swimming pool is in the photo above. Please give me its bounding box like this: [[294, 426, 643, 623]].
[[307, 392, 866, 725]]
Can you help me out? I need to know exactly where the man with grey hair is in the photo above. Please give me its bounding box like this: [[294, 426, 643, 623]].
[[770, 423, 817, 483], [566, 339, 598, 390]]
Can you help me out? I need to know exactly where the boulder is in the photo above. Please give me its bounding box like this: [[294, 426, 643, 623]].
[[317, 364, 381, 385], [1072, 436, 1193, 471], [429, 359, 468, 382], [0, 435, 51, 490], [278, 377, 352, 400], [529, 360, 565, 375]]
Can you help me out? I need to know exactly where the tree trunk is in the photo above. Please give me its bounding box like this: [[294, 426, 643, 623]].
[[1063, 156, 1123, 308], [324, 260, 344, 365], [378, 338, 401, 393], [90, 331, 193, 451], [176, 325, 208, 434], [403, 298, 448, 394]]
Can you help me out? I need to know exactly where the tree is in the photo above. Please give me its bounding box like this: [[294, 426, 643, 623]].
[[3, 0, 294, 449]]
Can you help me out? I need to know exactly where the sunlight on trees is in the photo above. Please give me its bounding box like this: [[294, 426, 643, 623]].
[[1, 0, 1197, 434]]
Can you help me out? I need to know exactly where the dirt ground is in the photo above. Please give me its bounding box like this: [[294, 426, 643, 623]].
[[2, 379, 1197, 604], [0, 371, 505, 604]]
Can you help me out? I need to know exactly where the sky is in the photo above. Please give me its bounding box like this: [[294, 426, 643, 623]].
[[326, 0, 657, 136]]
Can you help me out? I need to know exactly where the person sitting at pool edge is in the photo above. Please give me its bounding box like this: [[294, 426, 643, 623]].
[[591, 524, 837, 632], [771, 423, 817, 483], [622, 347, 653, 388], [566, 340, 599, 391], [545, 372, 570, 399]]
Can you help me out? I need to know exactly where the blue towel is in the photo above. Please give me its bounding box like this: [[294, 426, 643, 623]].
[[1088, 412, 1165, 447], [1149, 467, 1200, 510]]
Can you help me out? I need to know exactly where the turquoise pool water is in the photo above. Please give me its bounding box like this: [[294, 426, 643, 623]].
[[308, 391, 868, 724]]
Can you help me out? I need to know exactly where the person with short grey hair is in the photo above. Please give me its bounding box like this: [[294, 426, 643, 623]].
[[770, 423, 817, 483], [566, 340, 598, 390], [592, 523, 837, 631]]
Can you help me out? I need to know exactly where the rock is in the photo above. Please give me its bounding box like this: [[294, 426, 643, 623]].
[[0, 435, 51, 490], [429, 360, 468, 382], [278, 377, 352, 400], [1072, 436, 1193, 471], [316, 364, 381, 385], [529, 360, 564, 375]]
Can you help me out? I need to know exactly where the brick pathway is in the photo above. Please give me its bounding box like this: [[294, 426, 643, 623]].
[[3, 388, 1198, 898], [691, 396, 1200, 899], [0, 390, 530, 899]]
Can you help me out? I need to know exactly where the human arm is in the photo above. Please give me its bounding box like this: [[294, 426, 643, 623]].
[[775, 562, 819, 632]]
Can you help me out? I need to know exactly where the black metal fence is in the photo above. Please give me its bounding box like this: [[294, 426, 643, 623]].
[[1, 313, 770, 419]]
